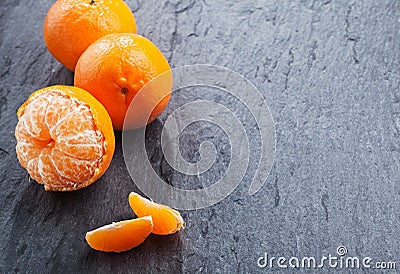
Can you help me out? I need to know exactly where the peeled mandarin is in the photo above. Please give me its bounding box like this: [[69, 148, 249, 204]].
[[15, 85, 115, 191]]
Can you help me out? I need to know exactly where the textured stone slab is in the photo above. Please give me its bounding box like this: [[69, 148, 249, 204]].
[[0, 0, 399, 273]]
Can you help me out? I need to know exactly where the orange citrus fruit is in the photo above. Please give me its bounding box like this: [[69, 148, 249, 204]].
[[43, 0, 137, 71], [85, 216, 153, 252], [74, 33, 172, 130], [128, 192, 184, 235], [15, 85, 115, 191]]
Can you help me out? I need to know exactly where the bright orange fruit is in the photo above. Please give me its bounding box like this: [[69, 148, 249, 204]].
[[85, 216, 153, 252], [74, 33, 172, 130], [15, 85, 115, 191], [128, 192, 184, 235], [43, 0, 137, 71]]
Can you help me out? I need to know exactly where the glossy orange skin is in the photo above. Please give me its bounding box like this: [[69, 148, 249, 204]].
[[16, 85, 115, 191], [74, 33, 172, 130], [43, 0, 136, 71], [85, 217, 153, 252]]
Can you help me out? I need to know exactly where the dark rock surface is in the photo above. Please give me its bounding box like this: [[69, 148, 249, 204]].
[[1, 0, 399, 273]]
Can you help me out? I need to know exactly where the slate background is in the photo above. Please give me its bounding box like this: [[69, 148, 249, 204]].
[[0, 0, 399, 273]]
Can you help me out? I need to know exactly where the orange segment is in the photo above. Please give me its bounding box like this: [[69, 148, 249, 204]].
[[15, 141, 42, 168], [44, 94, 78, 137], [37, 147, 65, 187], [56, 130, 104, 160], [128, 192, 184, 235], [85, 216, 153, 252], [21, 95, 52, 142], [15, 85, 115, 191]]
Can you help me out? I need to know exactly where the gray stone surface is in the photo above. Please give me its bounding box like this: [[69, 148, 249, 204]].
[[0, 0, 399, 273]]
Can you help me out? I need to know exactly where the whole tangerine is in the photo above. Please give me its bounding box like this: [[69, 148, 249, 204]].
[[43, 0, 136, 71], [74, 33, 172, 130]]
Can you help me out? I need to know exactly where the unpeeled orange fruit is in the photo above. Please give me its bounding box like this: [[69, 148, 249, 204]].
[[129, 192, 184, 235], [85, 216, 153, 252], [74, 33, 172, 130], [43, 0, 137, 71], [15, 85, 115, 191]]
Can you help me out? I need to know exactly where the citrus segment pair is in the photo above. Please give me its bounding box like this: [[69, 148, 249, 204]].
[[44, 0, 137, 71], [129, 192, 185, 235], [85, 193, 184, 252], [85, 216, 153, 253], [74, 33, 172, 130], [15, 86, 115, 191]]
